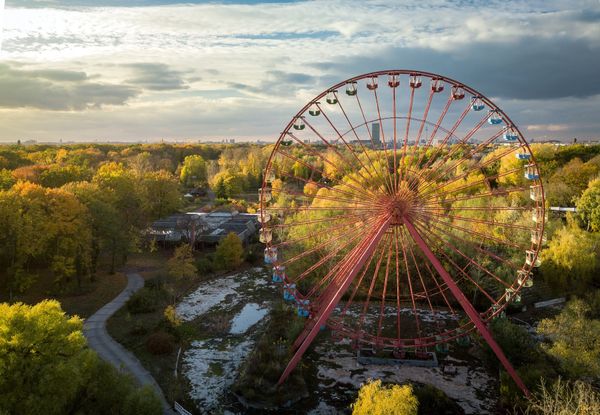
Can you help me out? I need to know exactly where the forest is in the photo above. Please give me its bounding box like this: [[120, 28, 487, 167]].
[[1, 141, 600, 414]]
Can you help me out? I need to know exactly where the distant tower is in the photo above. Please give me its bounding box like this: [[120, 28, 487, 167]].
[[371, 123, 381, 147]]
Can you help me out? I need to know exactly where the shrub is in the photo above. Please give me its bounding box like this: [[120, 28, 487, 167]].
[[126, 287, 160, 314], [352, 380, 418, 415], [213, 232, 244, 271], [196, 257, 214, 274], [122, 385, 162, 415], [413, 384, 462, 415], [145, 331, 175, 355], [525, 378, 600, 415]]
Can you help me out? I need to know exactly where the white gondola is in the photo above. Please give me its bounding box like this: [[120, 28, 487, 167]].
[[526, 250, 541, 267], [532, 207, 547, 223], [367, 77, 378, 90], [503, 127, 519, 142], [488, 110, 503, 125], [530, 185, 543, 202], [326, 91, 338, 105], [505, 288, 521, 304], [524, 164, 539, 180], [409, 74, 422, 88], [346, 81, 358, 96], [265, 169, 275, 183], [280, 133, 293, 146], [259, 187, 272, 202], [531, 229, 547, 245], [293, 117, 305, 130], [264, 247, 277, 264], [452, 85, 465, 100], [517, 270, 534, 288], [431, 78, 444, 93], [259, 228, 273, 244], [257, 208, 271, 223], [516, 152, 531, 160], [388, 73, 400, 88], [308, 103, 321, 116]]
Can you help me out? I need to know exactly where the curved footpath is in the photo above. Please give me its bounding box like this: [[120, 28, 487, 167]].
[[83, 273, 175, 415]]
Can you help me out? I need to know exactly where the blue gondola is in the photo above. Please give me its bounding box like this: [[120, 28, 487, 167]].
[[283, 283, 296, 301], [524, 164, 539, 180], [516, 153, 531, 160], [488, 110, 503, 125], [471, 97, 485, 111], [272, 266, 285, 283], [264, 247, 277, 264], [297, 299, 310, 317], [503, 128, 518, 142]]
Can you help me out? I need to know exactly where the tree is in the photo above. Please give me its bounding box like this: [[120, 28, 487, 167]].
[[537, 299, 600, 379], [0, 169, 15, 190], [577, 178, 600, 232], [526, 378, 600, 415], [167, 245, 197, 301], [351, 379, 419, 415], [541, 226, 599, 291], [180, 154, 207, 187], [213, 232, 244, 270], [141, 170, 181, 220], [0, 300, 95, 415], [0, 300, 162, 415]]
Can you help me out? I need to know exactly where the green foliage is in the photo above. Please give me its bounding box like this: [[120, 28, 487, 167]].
[[213, 232, 245, 270], [122, 385, 163, 415], [126, 287, 162, 314], [482, 318, 539, 369], [541, 226, 599, 292], [537, 298, 600, 379], [413, 384, 462, 415], [577, 178, 600, 232], [0, 300, 161, 415], [195, 256, 214, 274], [141, 169, 181, 220], [180, 154, 207, 187], [0, 169, 15, 190], [351, 379, 419, 415]]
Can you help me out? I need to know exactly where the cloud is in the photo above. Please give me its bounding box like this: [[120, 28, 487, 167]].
[[527, 124, 569, 132], [124, 62, 191, 91], [0, 63, 139, 110]]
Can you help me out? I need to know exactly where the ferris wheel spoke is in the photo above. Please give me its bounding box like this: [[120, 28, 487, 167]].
[[302, 117, 382, 193], [276, 168, 380, 206], [415, 215, 522, 274], [399, 86, 416, 184], [412, 218, 513, 291], [412, 101, 472, 181], [419, 141, 524, 199], [333, 92, 394, 194], [420, 186, 529, 208], [273, 185, 381, 208], [371, 86, 396, 194], [410, 220, 498, 303], [405, 230, 448, 331], [315, 103, 385, 190], [274, 144, 379, 199], [376, 233, 394, 340], [421, 165, 525, 203], [270, 212, 367, 229], [398, 227, 423, 340], [416, 211, 529, 250], [403, 218, 530, 395], [406, 112, 493, 192], [421, 211, 534, 232]]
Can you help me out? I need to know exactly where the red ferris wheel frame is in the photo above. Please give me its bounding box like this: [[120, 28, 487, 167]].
[[259, 70, 546, 396]]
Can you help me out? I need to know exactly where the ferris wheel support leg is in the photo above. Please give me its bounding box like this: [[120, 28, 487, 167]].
[[403, 219, 530, 396], [277, 215, 392, 386]]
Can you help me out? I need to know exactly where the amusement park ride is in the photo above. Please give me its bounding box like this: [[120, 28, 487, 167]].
[[258, 70, 546, 396]]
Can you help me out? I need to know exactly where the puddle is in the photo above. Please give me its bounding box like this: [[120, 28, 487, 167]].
[[229, 303, 268, 334]]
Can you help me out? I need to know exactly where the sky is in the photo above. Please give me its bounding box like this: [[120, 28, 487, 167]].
[[0, 0, 599, 143]]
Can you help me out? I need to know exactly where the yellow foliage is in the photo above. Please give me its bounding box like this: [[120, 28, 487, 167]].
[[352, 380, 418, 415]]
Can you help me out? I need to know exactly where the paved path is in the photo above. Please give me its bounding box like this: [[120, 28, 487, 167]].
[[83, 273, 175, 415]]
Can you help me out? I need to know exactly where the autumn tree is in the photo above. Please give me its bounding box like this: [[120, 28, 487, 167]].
[[351, 379, 419, 415], [0, 300, 162, 415], [180, 154, 207, 188], [213, 232, 245, 270], [577, 178, 600, 232], [526, 378, 600, 415], [0, 168, 15, 190], [141, 170, 181, 220], [167, 244, 197, 301], [537, 299, 600, 379]]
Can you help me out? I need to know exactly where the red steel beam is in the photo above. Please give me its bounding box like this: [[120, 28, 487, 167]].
[[403, 218, 530, 395], [277, 215, 392, 385]]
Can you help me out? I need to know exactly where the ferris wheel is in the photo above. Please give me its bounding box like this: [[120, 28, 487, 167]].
[[258, 70, 545, 395]]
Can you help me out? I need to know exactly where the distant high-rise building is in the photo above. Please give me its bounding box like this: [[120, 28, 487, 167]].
[[371, 123, 381, 145]]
